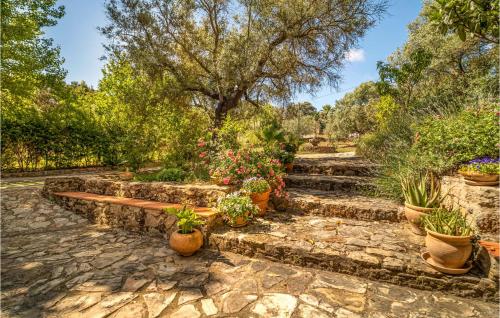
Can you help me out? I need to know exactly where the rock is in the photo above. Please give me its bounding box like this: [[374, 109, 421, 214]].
[[251, 293, 297, 318], [201, 298, 218, 316], [296, 304, 330, 318], [221, 291, 258, 313], [299, 294, 319, 307], [170, 304, 201, 318], [312, 288, 365, 313], [122, 276, 152, 292], [143, 292, 176, 318], [178, 289, 203, 305], [84, 292, 137, 318], [109, 300, 148, 318], [51, 293, 102, 313], [336, 307, 361, 318]]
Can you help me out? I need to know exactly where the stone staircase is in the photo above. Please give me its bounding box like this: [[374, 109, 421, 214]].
[[208, 153, 499, 301]]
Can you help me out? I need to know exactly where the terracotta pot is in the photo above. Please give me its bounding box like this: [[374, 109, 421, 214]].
[[404, 203, 435, 236], [230, 215, 248, 227], [459, 171, 499, 183], [425, 229, 472, 269], [169, 229, 203, 256], [250, 190, 271, 216], [285, 163, 294, 173]]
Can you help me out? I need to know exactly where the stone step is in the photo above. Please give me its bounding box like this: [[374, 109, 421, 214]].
[[293, 155, 378, 176], [284, 174, 376, 193], [273, 188, 403, 222], [208, 213, 498, 301]]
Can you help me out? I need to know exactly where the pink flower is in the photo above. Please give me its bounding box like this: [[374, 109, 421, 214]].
[[223, 177, 231, 185], [269, 168, 275, 176], [199, 151, 207, 158], [198, 141, 206, 147]]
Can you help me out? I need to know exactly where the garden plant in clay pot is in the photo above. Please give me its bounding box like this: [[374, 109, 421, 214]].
[[458, 157, 499, 186], [218, 192, 259, 227], [401, 172, 445, 235], [165, 206, 205, 256], [242, 177, 271, 216], [421, 208, 475, 274]]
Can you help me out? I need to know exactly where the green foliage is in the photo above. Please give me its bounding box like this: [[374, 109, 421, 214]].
[[241, 177, 271, 194], [410, 106, 498, 173], [401, 172, 443, 208], [135, 168, 186, 182], [217, 193, 259, 225], [165, 206, 205, 234], [422, 208, 474, 236], [459, 163, 500, 175], [103, 0, 386, 128], [325, 81, 379, 139], [426, 0, 499, 44]]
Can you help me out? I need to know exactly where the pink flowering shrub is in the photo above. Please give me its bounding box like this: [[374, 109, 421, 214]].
[[208, 148, 287, 198]]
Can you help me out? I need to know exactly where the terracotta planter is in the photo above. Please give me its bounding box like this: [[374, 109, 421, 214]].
[[425, 229, 472, 269], [404, 203, 435, 236], [250, 190, 271, 216], [229, 215, 248, 228], [285, 163, 294, 173], [169, 229, 203, 256], [459, 171, 499, 186]]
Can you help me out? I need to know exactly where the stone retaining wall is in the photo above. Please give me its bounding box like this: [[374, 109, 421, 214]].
[[442, 176, 499, 234], [51, 195, 221, 240], [43, 176, 230, 207]]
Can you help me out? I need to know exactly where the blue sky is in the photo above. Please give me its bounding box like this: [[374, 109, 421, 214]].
[[45, 0, 423, 109]]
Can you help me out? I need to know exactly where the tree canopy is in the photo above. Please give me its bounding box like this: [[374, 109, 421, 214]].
[[102, 0, 386, 127]]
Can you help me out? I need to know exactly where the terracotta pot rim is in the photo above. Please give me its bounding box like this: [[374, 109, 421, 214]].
[[425, 228, 472, 241], [175, 229, 199, 235], [459, 171, 498, 177], [404, 203, 436, 212]]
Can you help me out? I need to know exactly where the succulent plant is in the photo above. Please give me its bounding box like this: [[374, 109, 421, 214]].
[[401, 172, 444, 208], [422, 208, 474, 236]]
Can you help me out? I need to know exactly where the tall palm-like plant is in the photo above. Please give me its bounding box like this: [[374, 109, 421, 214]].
[[401, 172, 444, 208]]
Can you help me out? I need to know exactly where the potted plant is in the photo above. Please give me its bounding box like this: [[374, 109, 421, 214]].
[[401, 172, 444, 235], [280, 141, 299, 173], [421, 208, 474, 273], [218, 192, 259, 227], [165, 206, 205, 256], [242, 177, 272, 215], [458, 157, 499, 186]]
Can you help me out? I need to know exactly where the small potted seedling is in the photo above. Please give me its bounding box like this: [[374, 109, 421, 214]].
[[242, 177, 271, 216], [165, 206, 205, 256], [218, 192, 259, 227]]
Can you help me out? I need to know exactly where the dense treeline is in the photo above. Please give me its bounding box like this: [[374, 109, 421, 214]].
[[324, 1, 499, 198]]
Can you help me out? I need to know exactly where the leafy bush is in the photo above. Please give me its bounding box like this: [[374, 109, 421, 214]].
[[217, 192, 259, 225], [209, 148, 286, 197], [410, 106, 498, 173], [242, 177, 271, 194], [135, 168, 186, 182], [165, 206, 205, 234], [422, 208, 474, 236]]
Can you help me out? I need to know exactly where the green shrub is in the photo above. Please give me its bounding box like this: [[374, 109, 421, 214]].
[[410, 106, 498, 173], [135, 167, 186, 182]]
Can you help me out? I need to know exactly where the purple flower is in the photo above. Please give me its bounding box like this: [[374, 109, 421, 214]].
[[468, 157, 499, 164]]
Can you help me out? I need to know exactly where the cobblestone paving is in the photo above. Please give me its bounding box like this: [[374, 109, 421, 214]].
[[1, 185, 499, 317]]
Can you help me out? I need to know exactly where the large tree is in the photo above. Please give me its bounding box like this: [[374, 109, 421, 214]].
[[1, 0, 66, 98], [102, 0, 386, 127]]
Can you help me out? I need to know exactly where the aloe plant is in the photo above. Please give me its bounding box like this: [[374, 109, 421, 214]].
[[422, 208, 474, 236], [401, 172, 444, 208]]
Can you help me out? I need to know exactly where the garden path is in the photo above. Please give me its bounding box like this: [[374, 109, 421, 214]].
[[1, 177, 499, 317]]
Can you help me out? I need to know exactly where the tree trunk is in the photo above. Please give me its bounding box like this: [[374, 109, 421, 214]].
[[214, 101, 227, 129]]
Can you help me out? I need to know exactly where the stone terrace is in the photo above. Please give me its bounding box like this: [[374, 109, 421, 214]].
[[1, 185, 499, 317]]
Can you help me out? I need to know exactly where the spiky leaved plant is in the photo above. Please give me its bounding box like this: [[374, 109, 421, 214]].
[[401, 172, 444, 208], [422, 208, 474, 236]]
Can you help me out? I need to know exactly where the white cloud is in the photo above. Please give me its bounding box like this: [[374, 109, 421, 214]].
[[345, 48, 365, 62]]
